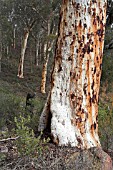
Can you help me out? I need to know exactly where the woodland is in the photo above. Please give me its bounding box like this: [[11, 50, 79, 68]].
[[0, 0, 113, 169]]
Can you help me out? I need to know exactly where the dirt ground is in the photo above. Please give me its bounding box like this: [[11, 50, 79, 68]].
[[0, 142, 113, 170]]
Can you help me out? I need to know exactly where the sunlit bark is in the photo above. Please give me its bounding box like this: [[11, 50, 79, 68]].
[[40, 43, 49, 93], [39, 0, 107, 149], [41, 20, 51, 94]]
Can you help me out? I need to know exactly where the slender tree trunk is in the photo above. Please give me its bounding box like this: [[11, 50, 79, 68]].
[[35, 38, 40, 67], [38, 0, 107, 149], [40, 43, 49, 93], [6, 46, 9, 56], [30, 47, 33, 73], [17, 30, 29, 78], [39, 41, 42, 61], [13, 27, 16, 49], [40, 20, 51, 94]]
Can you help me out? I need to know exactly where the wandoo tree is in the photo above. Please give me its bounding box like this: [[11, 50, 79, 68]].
[[38, 0, 107, 149]]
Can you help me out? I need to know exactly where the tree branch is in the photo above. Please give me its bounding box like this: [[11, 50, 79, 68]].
[[0, 136, 20, 142], [105, 39, 113, 49]]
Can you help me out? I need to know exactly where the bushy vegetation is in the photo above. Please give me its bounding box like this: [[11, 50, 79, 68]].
[[98, 103, 113, 151], [12, 114, 50, 156], [0, 86, 50, 163]]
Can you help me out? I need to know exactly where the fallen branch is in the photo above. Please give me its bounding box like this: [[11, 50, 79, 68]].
[[0, 136, 20, 142]]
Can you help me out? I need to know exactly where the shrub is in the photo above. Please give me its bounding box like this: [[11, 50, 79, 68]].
[[13, 114, 50, 157], [0, 91, 24, 130]]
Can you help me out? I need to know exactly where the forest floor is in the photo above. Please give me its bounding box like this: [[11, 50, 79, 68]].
[[0, 142, 113, 170]]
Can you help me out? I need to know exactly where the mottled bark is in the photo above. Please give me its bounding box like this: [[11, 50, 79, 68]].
[[17, 30, 29, 78], [39, 0, 107, 149]]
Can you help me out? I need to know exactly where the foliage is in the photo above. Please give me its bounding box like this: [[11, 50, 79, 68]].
[[101, 51, 113, 84], [13, 114, 50, 156], [98, 103, 113, 150], [0, 79, 44, 132], [0, 80, 47, 158], [25, 98, 44, 132], [0, 91, 24, 130], [0, 153, 6, 162]]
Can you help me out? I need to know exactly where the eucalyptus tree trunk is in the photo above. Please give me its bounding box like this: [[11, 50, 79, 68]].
[[40, 20, 52, 94], [17, 20, 36, 78], [38, 0, 107, 149], [17, 30, 29, 78], [40, 42, 49, 93], [13, 27, 16, 49], [35, 39, 40, 67]]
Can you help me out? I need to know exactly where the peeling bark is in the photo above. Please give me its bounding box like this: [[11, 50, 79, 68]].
[[39, 0, 107, 149], [17, 30, 29, 78]]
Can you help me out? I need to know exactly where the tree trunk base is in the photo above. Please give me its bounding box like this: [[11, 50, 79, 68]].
[[17, 74, 24, 78]]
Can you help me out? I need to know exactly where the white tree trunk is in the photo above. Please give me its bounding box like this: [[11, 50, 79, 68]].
[[35, 40, 40, 66], [13, 27, 16, 49], [39, 0, 107, 149], [41, 43, 50, 94], [17, 30, 29, 78]]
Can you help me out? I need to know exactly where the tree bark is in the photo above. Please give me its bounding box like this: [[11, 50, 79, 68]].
[[40, 20, 51, 94], [17, 30, 29, 78], [35, 39, 40, 67], [40, 43, 49, 93], [13, 27, 16, 49], [17, 20, 36, 78], [38, 0, 107, 149]]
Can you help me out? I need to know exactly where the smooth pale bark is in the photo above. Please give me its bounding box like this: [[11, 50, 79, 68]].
[[13, 28, 16, 49], [40, 43, 49, 93], [35, 39, 40, 66], [17, 30, 29, 78], [17, 19, 36, 78], [6, 46, 9, 56], [38, 0, 107, 149]]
